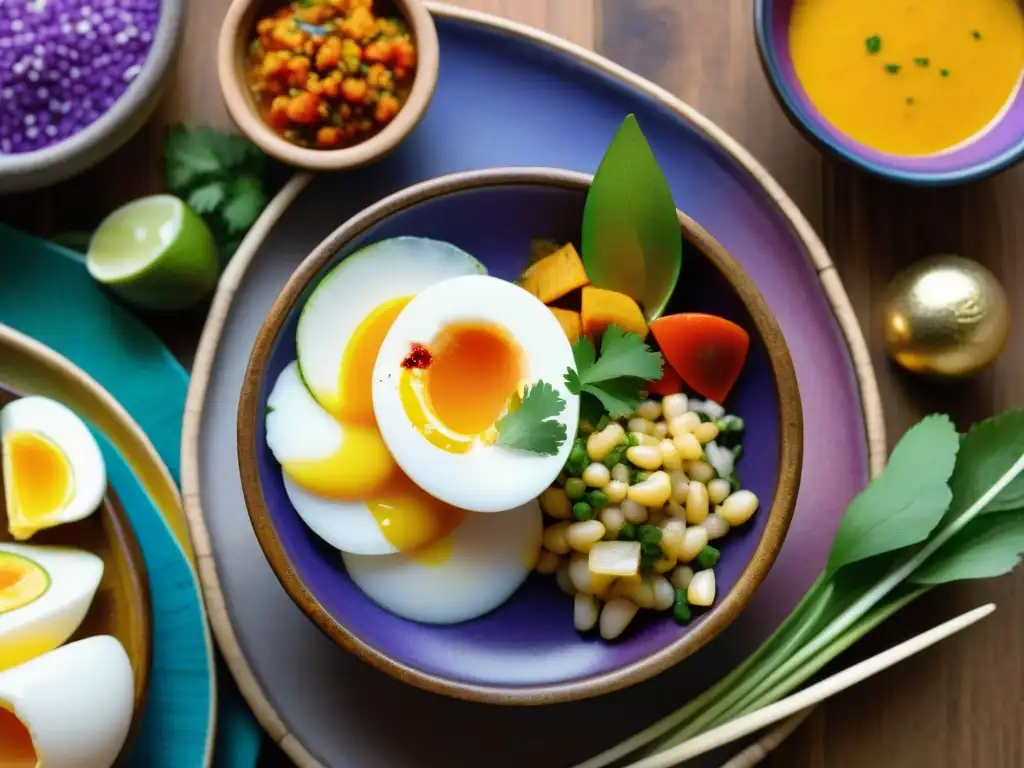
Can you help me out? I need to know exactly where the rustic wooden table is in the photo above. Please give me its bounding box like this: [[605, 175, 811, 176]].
[[2, 1, 1021, 766]]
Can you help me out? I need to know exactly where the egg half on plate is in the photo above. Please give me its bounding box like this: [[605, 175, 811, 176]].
[[265, 237, 487, 556], [373, 274, 579, 513], [0, 635, 134, 768], [0, 543, 104, 671], [1, 396, 106, 540]]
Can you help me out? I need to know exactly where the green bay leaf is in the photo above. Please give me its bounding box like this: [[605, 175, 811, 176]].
[[581, 114, 682, 321], [946, 409, 1024, 519], [910, 510, 1024, 584], [826, 414, 960, 574]]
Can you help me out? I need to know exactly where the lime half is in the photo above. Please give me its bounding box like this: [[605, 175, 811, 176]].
[[87, 195, 219, 311]]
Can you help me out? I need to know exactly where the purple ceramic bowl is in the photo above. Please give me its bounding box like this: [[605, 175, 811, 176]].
[[754, 0, 1024, 186], [238, 168, 802, 704]]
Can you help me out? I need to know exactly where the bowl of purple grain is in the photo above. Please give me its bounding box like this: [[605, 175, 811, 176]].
[[0, 0, 184, 193]]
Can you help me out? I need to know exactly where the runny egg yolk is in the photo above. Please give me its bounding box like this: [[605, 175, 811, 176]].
[[366, 474, 465, 564], [3, 431, 73, 524], [335, 296, 412, 425], [398, 322, 525, 453], [0, 705, 35, 767], [279, 423, 397, 501]]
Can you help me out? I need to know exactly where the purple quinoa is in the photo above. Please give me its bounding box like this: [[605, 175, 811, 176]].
[[0, 0, 161, 155]]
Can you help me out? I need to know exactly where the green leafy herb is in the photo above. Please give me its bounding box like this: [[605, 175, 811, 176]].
[[564, 325, 664, 419], [884, 63, 902, 74], [582, 409, 1024, 768], [495, 380, 567, 456], [940, 68, 951, 77], [164, 125, 272, 259], [914, 57, 930, 67], [580, 114, 682, 321], [865, 35, 882, 54], [826, 414, 958, 574]]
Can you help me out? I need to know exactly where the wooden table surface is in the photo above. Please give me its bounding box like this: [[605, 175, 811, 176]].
[[2, 1, 1021, 766]]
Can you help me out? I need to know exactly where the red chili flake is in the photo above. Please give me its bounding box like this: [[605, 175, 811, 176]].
[[401, 343, 432, 369]]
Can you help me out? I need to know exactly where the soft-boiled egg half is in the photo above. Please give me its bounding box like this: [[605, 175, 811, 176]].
[[1, 396, 106, 541], [0, 543, 104, 671], [264, 238, 485, 555], [0, 635, 134, 768], [343, 499, 542, 624], [372, 274, 579, 513]]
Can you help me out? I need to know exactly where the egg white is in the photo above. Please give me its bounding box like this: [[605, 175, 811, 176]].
[[372, 274, 580, 513], [343, 500, 542, 624], [0, 544, 104, 671], [296, 237, 487, 416], [0, 635, 134, 768], [0, 396, 106, 539], [266, 362, 402, 556]]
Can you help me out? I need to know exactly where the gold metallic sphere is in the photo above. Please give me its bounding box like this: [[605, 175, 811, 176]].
[[881, 255, 1010, 377]]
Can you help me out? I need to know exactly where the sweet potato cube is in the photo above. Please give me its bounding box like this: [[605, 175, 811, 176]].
[[581, 286, 648, 339], [550, 307, 582, 344], [518, 243, 590, 304]]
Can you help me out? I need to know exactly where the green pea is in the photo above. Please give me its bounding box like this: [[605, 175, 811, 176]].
[[636, 524, 663, 545], [586, 490, 608, 509], [726, 415, 746, 432], [572, 502, 594, 521], [633, 470, 650, 484], [564, 478, 587, 501], [626, 432, 641, 447], [569, 439, 587, 466], [602, 446, 626, 468], [673, 596, 692, 624], [695, 545, 721, 570], [641, 541, 664, 559], [617, 521, 636, 540]]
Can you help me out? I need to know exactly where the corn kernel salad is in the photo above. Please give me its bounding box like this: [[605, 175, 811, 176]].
[[247, 0, 417, 149], [535, 394, 757, 641]]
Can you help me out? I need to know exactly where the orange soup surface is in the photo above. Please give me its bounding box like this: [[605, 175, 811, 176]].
[[789, 0, 1024, 155]]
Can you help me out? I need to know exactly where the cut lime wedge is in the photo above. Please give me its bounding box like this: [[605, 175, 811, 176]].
[[87, 195, 219, 311]]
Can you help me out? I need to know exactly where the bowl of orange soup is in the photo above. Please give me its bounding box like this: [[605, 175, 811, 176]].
[[755, 0, 1024, 184]]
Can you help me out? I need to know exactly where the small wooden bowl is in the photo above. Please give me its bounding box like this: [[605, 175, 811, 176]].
[[237, 167, 803, 705], [0, 386, 151, 760], [218, 0, 440, 171]]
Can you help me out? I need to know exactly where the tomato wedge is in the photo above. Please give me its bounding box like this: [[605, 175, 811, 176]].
[[647, 362, 684, 397], [649, 313, 750, 404]]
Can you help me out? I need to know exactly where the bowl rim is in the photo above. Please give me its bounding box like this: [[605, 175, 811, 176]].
[[237, 166, 803, 705], [0, 0, 183, 181], [752, 0, 1024, 187], [217, 0, 440, 172]]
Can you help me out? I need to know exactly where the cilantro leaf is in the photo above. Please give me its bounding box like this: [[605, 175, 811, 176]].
[[187, 181, 227, 214], [583, 377, 649, 419], [496, 380, 567, 455], [164, 125, 223, 192], [586, 325, 663, 384], [826, 414, 959, 575], [563, 325, 663, 421], [222, 175, 266, 233]]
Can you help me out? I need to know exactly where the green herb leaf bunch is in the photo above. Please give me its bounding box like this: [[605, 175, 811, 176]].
[[164, 125, 272, 260], [580, 408, 1024, 768]]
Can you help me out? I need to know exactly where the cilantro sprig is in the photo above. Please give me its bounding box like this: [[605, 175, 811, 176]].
[[564, 324, 664, 420], [495, 380, 567, 456], [164, 125, 275, 259]]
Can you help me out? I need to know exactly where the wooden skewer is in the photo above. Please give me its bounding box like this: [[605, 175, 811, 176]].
[[621, 603, 996, 768]]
